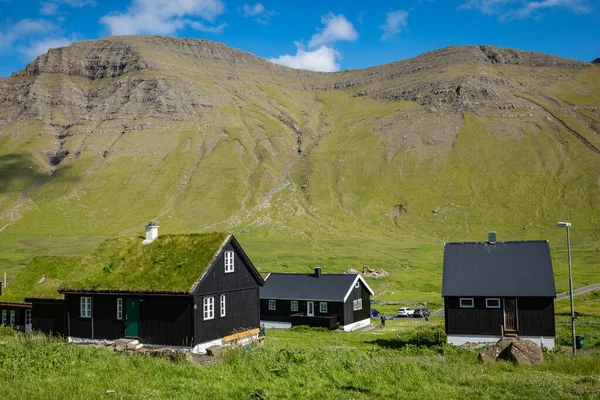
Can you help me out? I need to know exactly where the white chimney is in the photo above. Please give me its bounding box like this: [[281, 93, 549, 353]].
[[142, 221, 159, 245]]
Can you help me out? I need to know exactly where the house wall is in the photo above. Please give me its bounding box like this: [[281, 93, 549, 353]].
[[0, 304, 29, 331], [260, 299, 344, 324], [31, 300, 65, 335], [342, 281, 371, 326], [194, 287, 259, 344], [65, 294, 194, 346], [444, 296, 555, 337], [193, 241, 262, 345]]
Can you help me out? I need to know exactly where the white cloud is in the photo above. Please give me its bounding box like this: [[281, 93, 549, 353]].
[[460, 0, 591, 19], [100, 0, 226, 35], [188, 20, 228, 33], [379, 10, 408, 40], [0, 18, 57, 50], [308, 13, 358, 48], [240, 3, 276, 24], [17, 37, 73, 59], [269, 43, 341, 72], [41, 0, 96, 16]]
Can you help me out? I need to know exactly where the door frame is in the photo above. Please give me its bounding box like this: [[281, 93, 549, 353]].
[[503, 298, 518, 332], [307, 301, 314, 316], [125, 298, 140, 337]]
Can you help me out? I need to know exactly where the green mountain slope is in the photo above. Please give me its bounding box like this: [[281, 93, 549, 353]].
[[0, 37, 599, 299]]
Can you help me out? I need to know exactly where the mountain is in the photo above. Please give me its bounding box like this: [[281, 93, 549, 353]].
[[1, 36, 599, 280]]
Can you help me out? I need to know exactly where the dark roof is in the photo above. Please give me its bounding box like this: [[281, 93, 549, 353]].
[[0, 256, 81, 304], [59, 233, 263, 294], [442, 240, 555, 297], [260, 272, 374, 302]]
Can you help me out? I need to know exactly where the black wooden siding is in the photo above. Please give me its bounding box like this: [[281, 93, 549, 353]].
[[194, 287, 259, 344], [260, 280, 371, 327], [193, 241, 262, 344], [31, 300, 65, 335], [260, 299, 345, 324], [343, 281, 371, 326], [0, 304, 28, 331], [65, 294, 193, 346], [444, 296, 555, 336]]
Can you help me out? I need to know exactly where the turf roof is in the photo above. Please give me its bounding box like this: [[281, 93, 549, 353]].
[[59, 233, 229, 294], [0, 256, 81, 303]]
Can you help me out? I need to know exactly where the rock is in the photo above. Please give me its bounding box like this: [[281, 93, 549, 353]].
[[206, 345, 227, 357], [592, 58, 600, 64], [478, 338, 543, 365], [114, 338, 138, 352], [502, 340, 544, 365]]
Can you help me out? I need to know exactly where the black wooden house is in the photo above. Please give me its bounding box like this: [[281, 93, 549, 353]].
[[260, 268, 374, 331], [442, 235, 556, 348], [58, 230, 264, 353], [0, 256, 80, 334]]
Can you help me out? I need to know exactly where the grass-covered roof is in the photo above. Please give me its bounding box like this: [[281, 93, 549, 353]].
[[59, 233, 229, 294], [0, 256, 81, 303]]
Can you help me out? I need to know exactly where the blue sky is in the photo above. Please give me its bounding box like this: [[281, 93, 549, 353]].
[[0, 0, 598, 77]]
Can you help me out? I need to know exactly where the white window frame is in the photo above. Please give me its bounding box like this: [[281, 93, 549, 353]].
[[1, 310, 6, 325], [224, 251, 234, 273], [25, 309, 32, 325], [80, 297, 92, 318], [116, 298, 123, 320], [320, 302, 328, 313], [486, 298, 501, 308], [10, 310, 15, 326], [203, 296, 214, 320], [353, 299, 363, 311], [355, 281, 360, 289], [291, 301, 298, 312], [268, 299, 276, 310], [220, 295, 226, 317], [460, 298, 474, 308]]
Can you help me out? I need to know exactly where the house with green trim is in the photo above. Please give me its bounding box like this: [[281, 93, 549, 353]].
[[58, 227, 264, 353], [0, 256, 80, 334]]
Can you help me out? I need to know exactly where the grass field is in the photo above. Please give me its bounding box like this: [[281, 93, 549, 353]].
[[1, 320, 599, 399]]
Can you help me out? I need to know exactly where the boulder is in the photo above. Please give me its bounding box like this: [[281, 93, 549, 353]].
[[478, 338, 543, 365], [114, 338, 138, 352], [206, 345, 227, 357], [502, 340, 544, 365]]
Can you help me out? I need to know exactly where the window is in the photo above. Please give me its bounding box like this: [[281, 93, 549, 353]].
[[10, 310, 15, 326], [220, 295, 226, 317], [116, 298, 123, 320], [203, 297, 214, 320], [460, 298, 474, 308], [224, 251, 234, 273], [355, 281, 360, 289], [25, 310, 32, 326], [291, 301, 298, 312], [486, 298, 501, 308], [353, 299, 362, 311], [80, 297, 92, 318], [320, 302, 328, 313], [1, 310, 6, 326], [268, 300, 276, 310]]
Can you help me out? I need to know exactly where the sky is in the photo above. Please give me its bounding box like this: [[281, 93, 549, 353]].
[[0, 0, 598, 77]]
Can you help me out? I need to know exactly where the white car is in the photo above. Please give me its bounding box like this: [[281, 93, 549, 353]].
[[396, 307, 414, 318]]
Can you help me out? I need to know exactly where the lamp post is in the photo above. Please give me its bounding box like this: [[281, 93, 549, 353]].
[[557, 221, 576, 354]]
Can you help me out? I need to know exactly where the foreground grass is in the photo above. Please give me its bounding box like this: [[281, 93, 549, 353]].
[[1, 325, 599, 399]]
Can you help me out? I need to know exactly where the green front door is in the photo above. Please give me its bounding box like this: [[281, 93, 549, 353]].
[[125, 298, 140, 337]]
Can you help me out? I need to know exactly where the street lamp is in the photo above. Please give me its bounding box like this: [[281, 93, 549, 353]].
[[557, 221, 576, 354]]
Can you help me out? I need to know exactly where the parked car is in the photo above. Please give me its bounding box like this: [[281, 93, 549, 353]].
[[396, 307, 414, 317], [371, 308, 381, 317], [412, 308, 430, 318]]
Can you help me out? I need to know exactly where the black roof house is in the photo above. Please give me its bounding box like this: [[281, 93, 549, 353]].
[[442, 235, 556, 348], [260, 268, 374, 331], [59, 226, 264, 353]]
